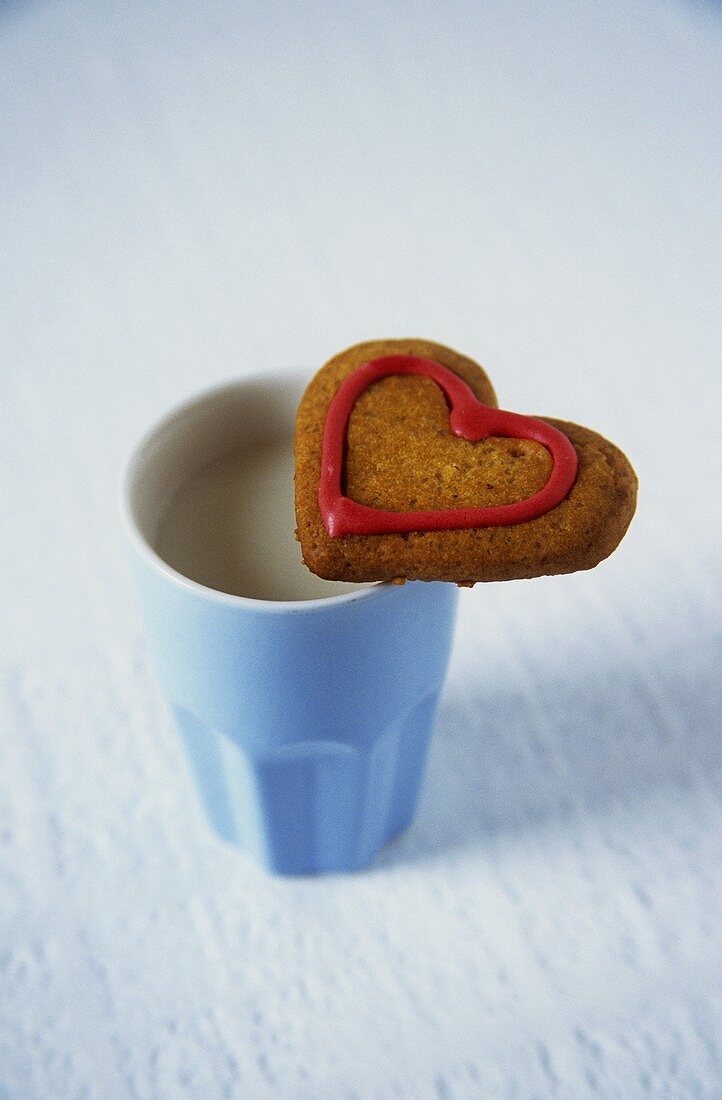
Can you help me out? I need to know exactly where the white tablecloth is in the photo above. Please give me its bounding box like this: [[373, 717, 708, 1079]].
[[1, 1, 720, 1096]]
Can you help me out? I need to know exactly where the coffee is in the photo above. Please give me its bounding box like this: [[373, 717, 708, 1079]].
[[155, 440, 367, 601]]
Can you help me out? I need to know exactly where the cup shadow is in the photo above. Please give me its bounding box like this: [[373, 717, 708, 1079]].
[[374, 634, 721, 869]]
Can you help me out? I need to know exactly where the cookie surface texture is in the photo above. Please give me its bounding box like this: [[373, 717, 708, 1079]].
[[294, 339, 637, 584]]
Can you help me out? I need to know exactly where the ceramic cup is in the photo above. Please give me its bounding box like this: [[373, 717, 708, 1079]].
[[121, 374, 458, 874]]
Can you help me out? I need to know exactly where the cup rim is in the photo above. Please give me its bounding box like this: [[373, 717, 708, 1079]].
[[119, 371, 389, 613]]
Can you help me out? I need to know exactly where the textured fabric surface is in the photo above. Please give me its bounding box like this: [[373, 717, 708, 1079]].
[[1, 1, 720, 1097]]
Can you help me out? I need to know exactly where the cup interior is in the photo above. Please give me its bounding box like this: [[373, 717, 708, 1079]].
[[127, 376, 301, 548], [123, 374, 375, 604]]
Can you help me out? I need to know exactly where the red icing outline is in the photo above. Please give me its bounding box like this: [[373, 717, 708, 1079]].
[[318, 355, 579, 537]]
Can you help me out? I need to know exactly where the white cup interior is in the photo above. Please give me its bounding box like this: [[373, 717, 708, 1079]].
[[127, 376, 302, 549], [123, 374, 375, 604]]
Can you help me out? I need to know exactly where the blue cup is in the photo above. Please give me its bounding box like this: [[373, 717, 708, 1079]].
[[121, 375, 458, 874]]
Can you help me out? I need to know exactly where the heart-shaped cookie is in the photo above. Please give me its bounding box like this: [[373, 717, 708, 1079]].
[[295, 339, 637, 585], [318, 354, 579, 537]]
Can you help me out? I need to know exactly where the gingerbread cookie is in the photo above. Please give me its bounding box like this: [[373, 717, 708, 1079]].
[[294, 339, 637, 585]]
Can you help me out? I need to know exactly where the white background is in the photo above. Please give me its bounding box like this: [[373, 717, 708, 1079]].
[[1, 1, 720, 1097]]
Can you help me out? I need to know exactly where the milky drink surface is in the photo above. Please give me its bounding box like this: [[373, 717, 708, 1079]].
[[155, 440, 367, 601]]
